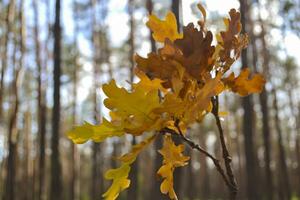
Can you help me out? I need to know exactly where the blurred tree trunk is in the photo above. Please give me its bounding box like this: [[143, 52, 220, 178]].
[[0, 0, 15, 123], [296, 103, 300, 197], [233, 113, 245, 199], [239, 0, 259, 199], [91, 143, 102, 200], [127, 0, 139, 199], [23, 111, 32, 200], [50, 0, 63, 199], [249, 13, 273, 199], [20, 6, 31, 200], [90, 1, 103, 199], [128, 0, 135, 84], [4, 1, 25, 199], [33, 1, 47, 199], [286, 82, 300, 196], [146, 0, 156, 53], [272, 90, 291, 200], [70, 1, 80, 200], [185, 147, 196, 200], [199, 131, 210, 199]]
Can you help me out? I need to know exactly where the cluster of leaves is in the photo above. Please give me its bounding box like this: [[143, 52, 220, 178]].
[[68, 4, 265, 200]]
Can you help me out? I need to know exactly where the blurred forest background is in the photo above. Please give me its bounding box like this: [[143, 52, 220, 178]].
[[0, 0, 300, 199]]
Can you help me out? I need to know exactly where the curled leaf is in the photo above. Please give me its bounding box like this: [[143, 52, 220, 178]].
[[197, 3, 206, 31]]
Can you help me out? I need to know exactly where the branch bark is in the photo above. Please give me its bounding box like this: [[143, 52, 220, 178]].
[[212, 96, 237, 199]]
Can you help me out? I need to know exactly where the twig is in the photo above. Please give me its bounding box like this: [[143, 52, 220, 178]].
[[160, 127, 233, 193], [212, 96, 237, 199]]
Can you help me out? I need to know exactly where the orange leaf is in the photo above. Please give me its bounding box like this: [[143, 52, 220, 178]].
[[222, 68, 266, 96]]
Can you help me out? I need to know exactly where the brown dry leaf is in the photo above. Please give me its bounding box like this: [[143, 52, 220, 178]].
[[174, 24, 215, 80], [135, 52, 185, 88], [217, 9, 249, 72], [222, 68, 266, 96]]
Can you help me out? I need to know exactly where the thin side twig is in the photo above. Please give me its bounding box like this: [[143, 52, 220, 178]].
[[212, 96, 237, 199], [160, 127, 233, 192]]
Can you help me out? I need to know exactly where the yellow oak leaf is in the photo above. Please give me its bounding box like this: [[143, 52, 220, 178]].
[[133, 69, 167, 94], [103, 135, 156, 200], [222, 68, 266, 96], [67, 119, 124, 144], [146, 11, 183, 42], [102, 164, 131, 200], [155, 75, 224, 124], [118, 134, 156, 163], [158, 135, 189, 200], [102, 78, 162, 135]]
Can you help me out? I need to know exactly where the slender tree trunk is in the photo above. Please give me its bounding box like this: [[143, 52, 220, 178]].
[[20, 5, 30, 200], [233, 113, 245, 199], [4, 2, 25, 198], [128, 0, 135, 84], [50, 0, 63, 199], [127, 1, 139, 199], [295, 103, 300, 197], [249, 15, 273, 199], [272, 90, 291, 200], [199, 131, 210, 199], [185, 147, 196, 200], [146, 0, 156, 53], [287, 87, 300, 197], [0, 0, 15, 123], [23, 111, 32, 200], [90, 1, 103, 199], [32, 1, 47, 199], [70, 2, 80, 200], [91, 143, 102, 200], [239, 0, 259, 199], [296, 105, 300, 197]]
